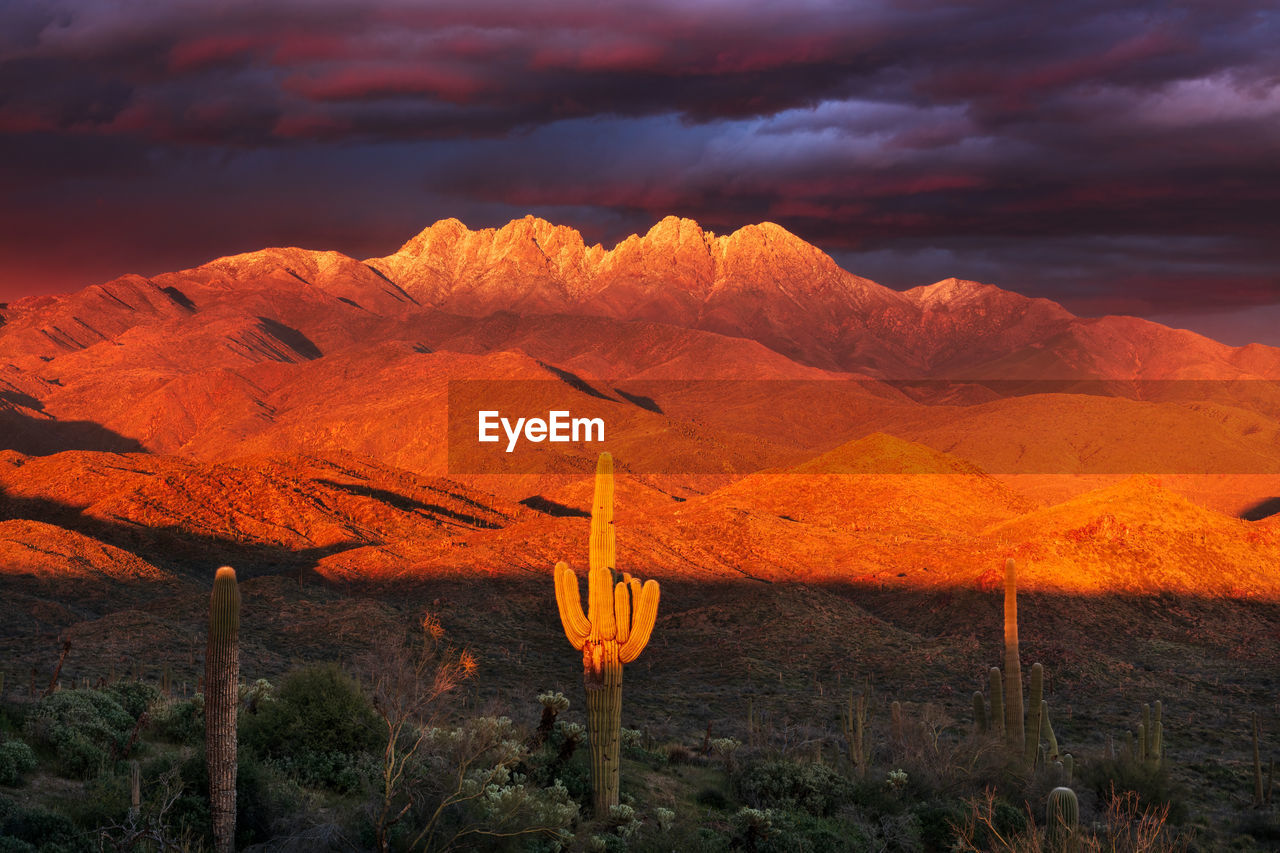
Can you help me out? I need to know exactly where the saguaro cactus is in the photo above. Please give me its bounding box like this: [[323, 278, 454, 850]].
[[1004, 558, 1025, 757], [1026, 663, 1044, 765], [1254, 712, 1265, 807], [972, 691, 987, 734], [554, 453, 660, 815], [1045, 786, 1079, 852], [842, 690, 869, 777], [205, 566, 240, 853]]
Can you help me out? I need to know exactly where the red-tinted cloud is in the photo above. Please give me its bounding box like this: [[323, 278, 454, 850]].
[[0, 0, 1277, 341]]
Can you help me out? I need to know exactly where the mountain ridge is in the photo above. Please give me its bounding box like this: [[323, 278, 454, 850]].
[[4, 215, 1279, 381]]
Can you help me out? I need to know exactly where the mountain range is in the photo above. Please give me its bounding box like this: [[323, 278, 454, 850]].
[[2, 214, 1279, 616]]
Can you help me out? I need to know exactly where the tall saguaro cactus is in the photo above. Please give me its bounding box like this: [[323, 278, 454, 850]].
[[1004, 558, 1025, 757], [554, 453, 660, 815], [205, 567, 240, 853]]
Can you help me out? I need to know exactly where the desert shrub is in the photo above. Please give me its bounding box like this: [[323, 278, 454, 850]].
[[659, 742, 695, 765], [733, 758, 853, 817], [1237, 810, 1280, 844], [779, 810, 872, 853], [152, 695, 203, 746], [526, 722, 591, 803], [67, 771, 130, 831], [867, 811, 924, 852], [102, 681, 158, 719], [952, 787, 1190, 853], [0, 705, 24, 738], [722, 806, 872, 853], [1083, 756, 1188, 824], [266, 749, 374, 795], [22, 690, 136, 779], [695, 787, 729, 810], [617, 807, 737, 853], [240, 662, 379, 792], [913, 798, 966, 849], [0, 795, 91, 852], [372, 716, 577, 853], [0, 742, 37, 787]]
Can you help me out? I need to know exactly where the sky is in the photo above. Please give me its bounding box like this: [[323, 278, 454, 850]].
[[1, 0, 1277, 344]]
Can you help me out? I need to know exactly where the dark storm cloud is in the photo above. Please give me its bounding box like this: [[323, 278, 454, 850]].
[[0, 0, 1277, 339], [6, 0, 1273, 140]]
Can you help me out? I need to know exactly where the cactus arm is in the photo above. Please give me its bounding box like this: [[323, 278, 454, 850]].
[[587, 568, 615, 641], [989, 667, 1005, 739], [555, 562, 591, 649], [614, 581, 632, 645], [587, 453, 617, 641], [1041, 700, 1060, 762], [618, 579, 660, 663]]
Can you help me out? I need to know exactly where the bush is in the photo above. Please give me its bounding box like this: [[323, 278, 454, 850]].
[[913, 799, 966, 849], [103, 681, 159, 720], [22, 690, 137, 779], [0, 795, 91, 852], [695, 787, 729, 811], [152, 696, 203, 746], [733, 759, 853, 817], [0, 742, 37, 788], [725, 807, 872, 853], [240, 663, 380, 791], [1083, 757, 1188, 824]]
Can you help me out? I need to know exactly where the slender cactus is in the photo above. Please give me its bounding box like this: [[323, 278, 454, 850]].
[[1152, 701, 1163, 766], [1026, 663, 1043, 765], [1254, 712, 1265, 808], [1063, 753, 1074, 785], [129, 760, 141, 821], [891, 700, 905, 750], [1041, 700, 1060, 763], [988, 667, 1005, 739], [1004, 559, 1025, 757], [554, 453, 660, 815], [205, 566, 240, 853], [1142, 703, 1151, 760], [972, 691, 987, 734]]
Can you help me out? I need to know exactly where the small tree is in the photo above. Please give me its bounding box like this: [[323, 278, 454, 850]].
[[364, 613, 477, 852]]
